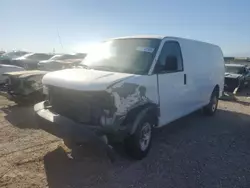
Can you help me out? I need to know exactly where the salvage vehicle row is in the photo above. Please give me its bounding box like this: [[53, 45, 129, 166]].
[[224, 63, 250, 92], [0, 52, 86, 104]]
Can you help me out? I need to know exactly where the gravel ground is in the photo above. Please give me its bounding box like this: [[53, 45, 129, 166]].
[[0, 91, 250, 188]]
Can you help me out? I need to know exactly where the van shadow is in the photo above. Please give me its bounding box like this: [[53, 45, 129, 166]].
[[43, 109, 250, 188], [44, 144, 114, 188], [1, 105, 38, 129]]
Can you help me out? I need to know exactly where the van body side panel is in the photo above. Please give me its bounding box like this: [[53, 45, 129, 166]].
[[214, 48, 225, 97], [153, 37, 225, 127], [176, 38, 225, 108], [179, 39, 211, 109]]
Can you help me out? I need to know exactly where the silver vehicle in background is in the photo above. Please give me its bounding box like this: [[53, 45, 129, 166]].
[[0, 51, 28, 64], [38, 53, 86, 71], [12, 53, 53, 70]]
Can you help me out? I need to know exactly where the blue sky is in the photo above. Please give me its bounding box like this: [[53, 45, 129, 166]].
[[0, 0, 249, 56]]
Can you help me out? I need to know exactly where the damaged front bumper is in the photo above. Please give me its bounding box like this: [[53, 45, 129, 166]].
[[34, 101, 117, 161], [34, 101, 127, 145]]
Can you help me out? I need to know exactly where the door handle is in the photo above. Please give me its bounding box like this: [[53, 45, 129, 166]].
[[184, 74, 187, 85]]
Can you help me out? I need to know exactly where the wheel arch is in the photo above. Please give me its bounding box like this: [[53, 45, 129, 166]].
[[122, 103, 159, 135], [214, 84, 220, 97]]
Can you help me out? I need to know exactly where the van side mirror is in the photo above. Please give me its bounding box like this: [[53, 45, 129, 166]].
[[165, 55, 178, 71]]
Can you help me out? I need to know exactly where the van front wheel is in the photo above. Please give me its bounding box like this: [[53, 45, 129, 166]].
[[124, 114, 153, 160], [203, 90, 218, 116]]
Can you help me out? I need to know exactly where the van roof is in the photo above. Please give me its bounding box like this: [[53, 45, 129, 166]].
[[111, 35, 165, 40], [109, 35, 218, 46]]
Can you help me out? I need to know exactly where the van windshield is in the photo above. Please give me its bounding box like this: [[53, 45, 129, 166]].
[[80, 38, 161, 74]]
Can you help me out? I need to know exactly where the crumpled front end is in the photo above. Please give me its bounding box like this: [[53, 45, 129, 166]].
[[47, 86, 118, 130], [37, 69, 158, 142], [44, 80, 155, 136]]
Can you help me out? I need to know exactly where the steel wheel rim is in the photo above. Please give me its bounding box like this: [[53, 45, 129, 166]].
[[139, 122, 152, 151]]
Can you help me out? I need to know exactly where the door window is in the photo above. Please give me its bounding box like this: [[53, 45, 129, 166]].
[[155, 41, 183, 73]]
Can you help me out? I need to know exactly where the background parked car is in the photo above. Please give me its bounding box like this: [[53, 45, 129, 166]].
[[0, 64, 25, 85], [38, 53, 86, 71], [0, 51, 28, 64], [245, 66, 250, 86], [12, 53, 53, 70], [224, 64, 250, 92], [2, 70, 47, 104], [0, 51, 6, 56]]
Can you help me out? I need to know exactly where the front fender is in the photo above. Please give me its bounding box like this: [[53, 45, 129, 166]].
[[104, 76, 159, 133], [128, 104, 159, 135]]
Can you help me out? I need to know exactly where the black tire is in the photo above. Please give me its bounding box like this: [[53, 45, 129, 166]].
[[203, 89, 219, 116], [124, 113, 154, 160]]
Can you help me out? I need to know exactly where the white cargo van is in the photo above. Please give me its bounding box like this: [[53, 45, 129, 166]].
[[34, 36, 225, 159]]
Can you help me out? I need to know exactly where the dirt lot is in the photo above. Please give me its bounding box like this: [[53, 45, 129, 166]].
[[0, 91, 250, 188]]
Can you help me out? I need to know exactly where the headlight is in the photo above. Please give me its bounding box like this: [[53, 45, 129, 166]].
[[43, 85, 49, 95]]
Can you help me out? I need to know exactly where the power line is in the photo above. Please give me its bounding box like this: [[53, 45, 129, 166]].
[[57, 28, 64, 50]]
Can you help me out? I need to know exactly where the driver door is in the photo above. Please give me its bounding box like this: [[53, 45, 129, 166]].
[[155, 41, 190, 126]]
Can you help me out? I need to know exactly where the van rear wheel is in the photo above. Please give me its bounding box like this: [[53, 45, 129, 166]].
[[203, 90, 218, 116]]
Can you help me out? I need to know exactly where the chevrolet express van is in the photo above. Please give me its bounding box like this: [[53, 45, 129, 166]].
[[34, 36, 225, 159]]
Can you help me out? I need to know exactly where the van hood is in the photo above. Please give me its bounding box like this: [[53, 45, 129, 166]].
[[42, 68, 135, 91]]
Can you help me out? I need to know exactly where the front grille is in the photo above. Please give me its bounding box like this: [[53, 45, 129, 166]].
[[48, 86, 115, 125]]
